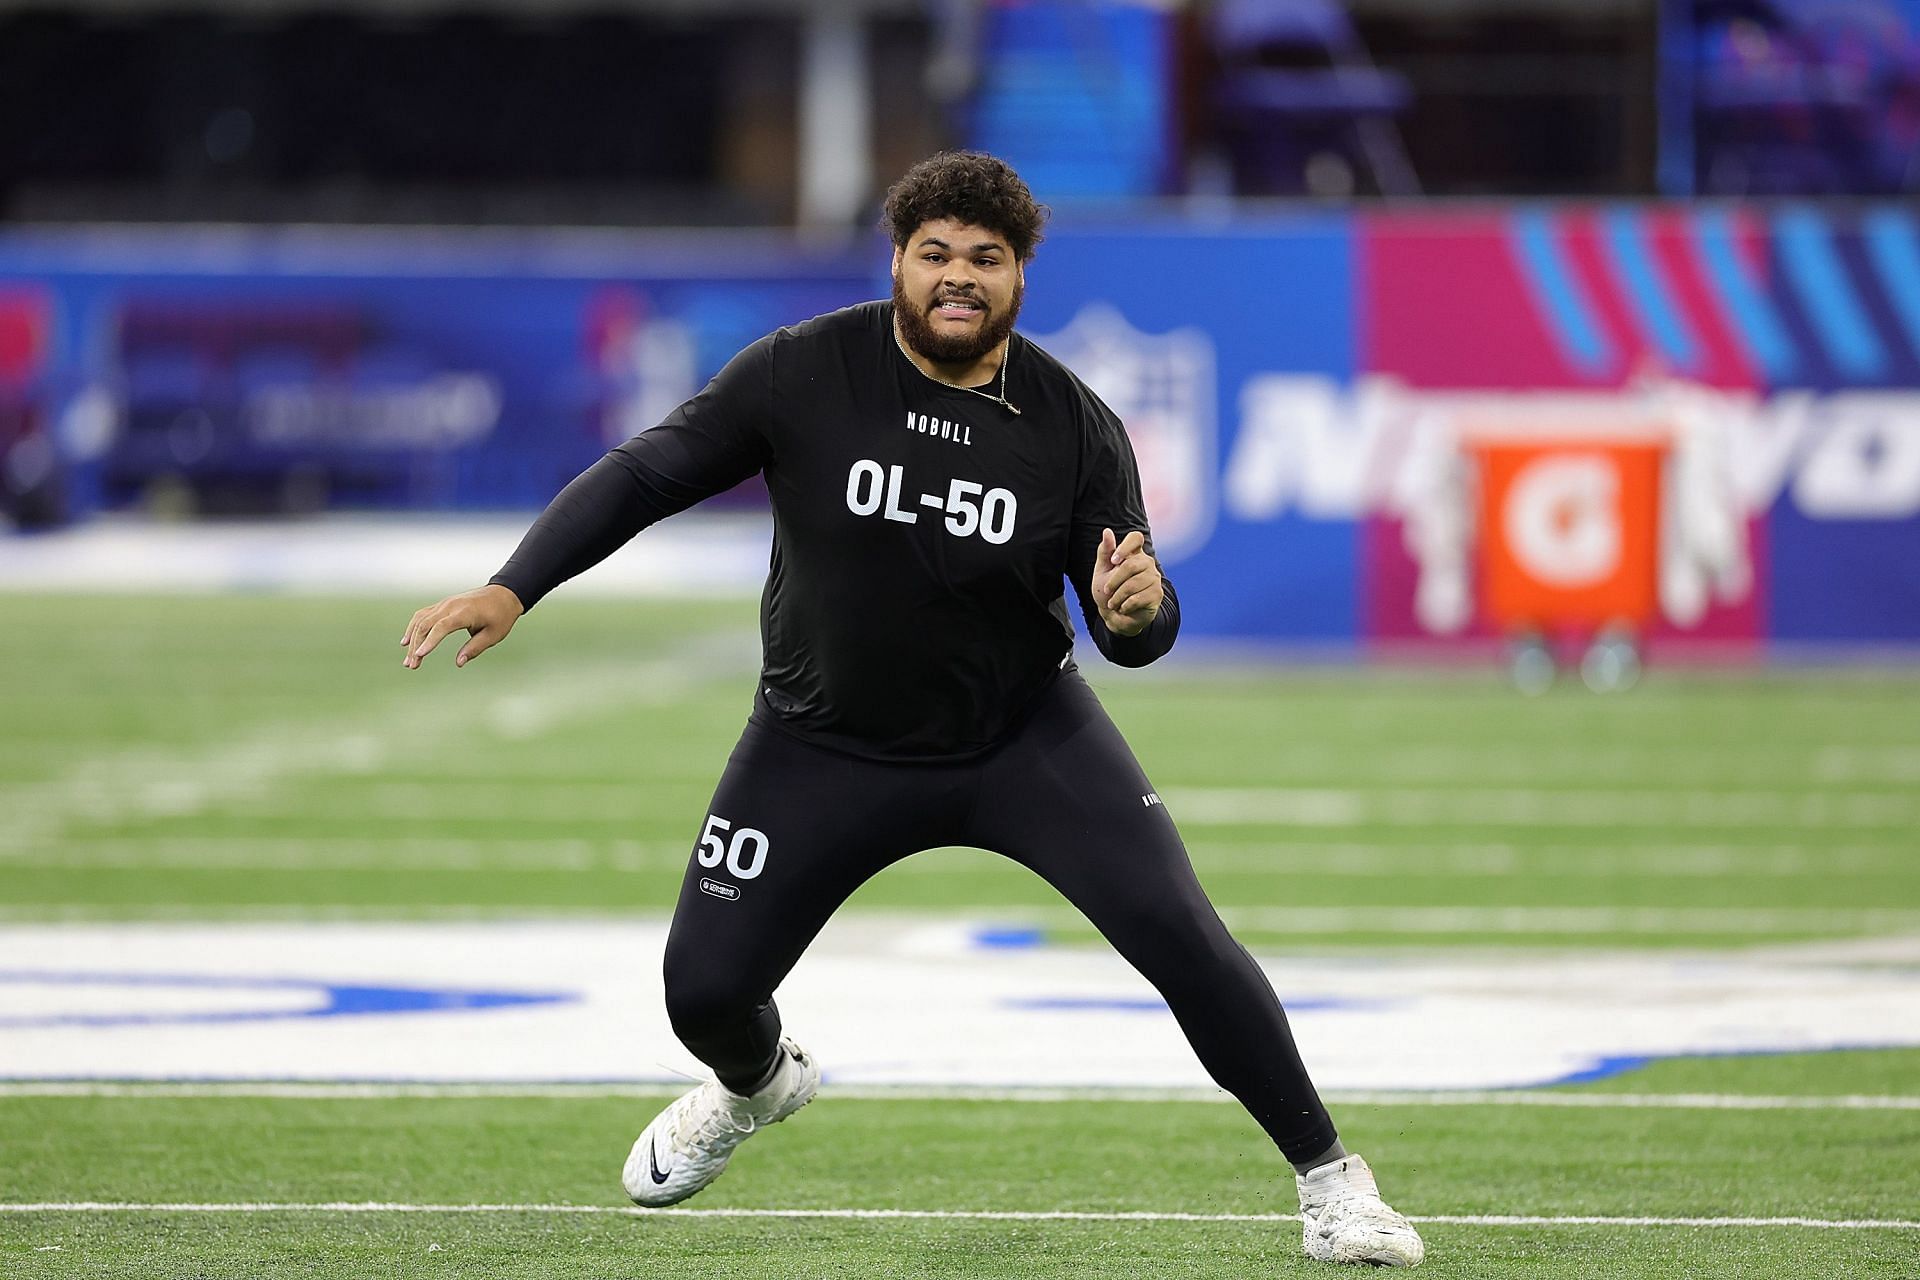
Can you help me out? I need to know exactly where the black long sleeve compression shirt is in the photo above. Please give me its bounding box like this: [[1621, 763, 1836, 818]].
[[491, 300, 1179, 761]]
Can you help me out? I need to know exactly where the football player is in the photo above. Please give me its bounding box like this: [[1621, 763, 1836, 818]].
[[402, 151, 1422, 1268]]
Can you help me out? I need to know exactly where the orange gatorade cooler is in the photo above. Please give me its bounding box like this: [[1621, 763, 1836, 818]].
[[1468, 430, 1668, 632]]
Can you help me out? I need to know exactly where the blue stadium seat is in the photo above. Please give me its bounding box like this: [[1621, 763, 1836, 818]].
[[1207, 0, 1419, 196], [1688, 0, 1920, 193]]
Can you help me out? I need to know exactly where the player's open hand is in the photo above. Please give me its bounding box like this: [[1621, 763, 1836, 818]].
[[402, 584, 524, 669], [1092, 528, 1163, 637]]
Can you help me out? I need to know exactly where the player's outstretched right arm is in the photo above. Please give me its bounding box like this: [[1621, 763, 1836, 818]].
[[402, 583, 525, 669], [405, 333, 772, 671], [486, 335, 776, 614]]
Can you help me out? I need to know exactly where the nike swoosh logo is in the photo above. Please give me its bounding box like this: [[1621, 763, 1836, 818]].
[[648, 1140, 672, 1185]]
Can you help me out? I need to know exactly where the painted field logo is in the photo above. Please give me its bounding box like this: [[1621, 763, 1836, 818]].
[[699, 878, 740, 902], [1031, 304, 1217, 564], [7, 922, 1920, 1088]]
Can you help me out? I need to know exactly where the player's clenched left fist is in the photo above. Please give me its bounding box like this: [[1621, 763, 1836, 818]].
[[1092, 527, 1163, 637]]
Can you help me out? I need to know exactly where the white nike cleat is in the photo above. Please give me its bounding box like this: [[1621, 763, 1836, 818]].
[[622, 1038, 820, 1207], [1296, 1153, 1425, 1267]]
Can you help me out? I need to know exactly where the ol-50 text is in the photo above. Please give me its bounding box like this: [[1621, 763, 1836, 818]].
[[845, 459, 1018, 544]]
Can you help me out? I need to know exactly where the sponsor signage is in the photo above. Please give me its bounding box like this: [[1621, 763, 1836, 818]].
[[1024, 207, 1920, 649], [2, 208, 1916, 647]]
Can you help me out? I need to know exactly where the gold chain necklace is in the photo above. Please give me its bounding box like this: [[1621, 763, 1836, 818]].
[[892, 322, 1022, 417]]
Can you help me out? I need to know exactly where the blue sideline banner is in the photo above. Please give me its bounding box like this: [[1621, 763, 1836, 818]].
[[3, 214, 1917, 649]]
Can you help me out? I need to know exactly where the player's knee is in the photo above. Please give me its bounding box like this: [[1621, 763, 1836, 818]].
[[1112, 898, 1242, 985], [662, 967, 761, 1042]]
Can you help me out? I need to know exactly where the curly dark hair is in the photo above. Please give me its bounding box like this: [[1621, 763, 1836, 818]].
[[881, 152, 1049, 263]]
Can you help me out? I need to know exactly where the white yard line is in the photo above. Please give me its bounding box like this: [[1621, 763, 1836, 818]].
[[0, 514, 772, 596], [1165, 787, 1920, 830], [247, 782, 686, 821], [7, 739, 1886, 786], [15, 777, 1914, 844], [1109, 843, 1907, 878], [102, 784, 1920, 827], [1, 903, 1915, 935], [3, 1081, 1917, 1111], [1193, 906, 1920, 934], [0, 1202, 1912, 1230], [10, 838, 1909, 877], [0, 639, 752, 855], [0, 837, 690, 872], [1813, 746, 1920, 783], [1173, 743, 1920, 786]]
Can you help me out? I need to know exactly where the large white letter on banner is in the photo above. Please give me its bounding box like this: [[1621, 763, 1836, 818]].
[[1503, 454, 1622, 589]]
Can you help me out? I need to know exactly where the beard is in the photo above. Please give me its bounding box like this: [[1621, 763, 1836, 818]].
[[892, 272, 1023, 367]]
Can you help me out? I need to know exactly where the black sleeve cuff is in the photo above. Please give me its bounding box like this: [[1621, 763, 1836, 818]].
[[485, 575, 535, 614], [1089, 576, 1180, 668]]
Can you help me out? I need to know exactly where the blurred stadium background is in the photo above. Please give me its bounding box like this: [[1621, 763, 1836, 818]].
[[2, 1, 1919, 1276]]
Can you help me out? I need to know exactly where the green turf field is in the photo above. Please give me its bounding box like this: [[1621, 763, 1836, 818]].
[[2, 593, 1917, 1276]]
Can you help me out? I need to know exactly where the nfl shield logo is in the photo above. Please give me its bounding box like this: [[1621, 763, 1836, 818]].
[[1028, 303, 1218, 563]]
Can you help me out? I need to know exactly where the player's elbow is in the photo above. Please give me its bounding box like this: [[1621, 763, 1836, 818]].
[[1104, 641, 1172, 669]]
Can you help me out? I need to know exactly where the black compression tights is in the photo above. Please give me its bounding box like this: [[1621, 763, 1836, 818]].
[[658, 669, 1339, 1165]]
